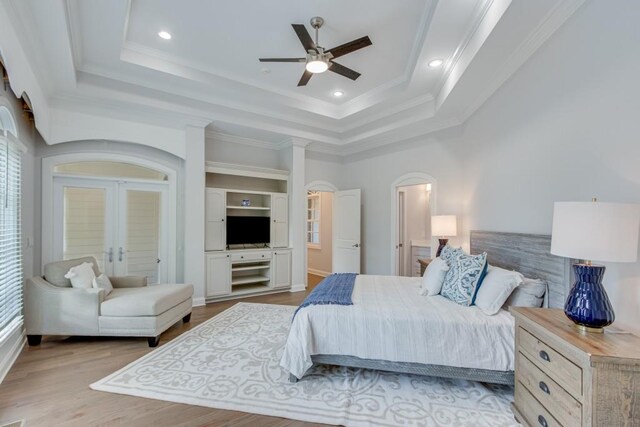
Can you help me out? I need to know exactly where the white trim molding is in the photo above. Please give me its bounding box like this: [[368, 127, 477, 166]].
[[307, 268, 331, 278], [290, 283, 307, 293], [0, 320, 25, 384]]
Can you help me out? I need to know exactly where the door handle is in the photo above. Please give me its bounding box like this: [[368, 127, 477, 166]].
[[352, 243, 360, 248], [107, 248, 113, 263], [119, 247, 124, 262]]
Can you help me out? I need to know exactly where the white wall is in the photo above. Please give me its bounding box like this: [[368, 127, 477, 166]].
[[205, 137, 282, 169], [342, 139, 466, 274], [458, 0, 640, 333], [339, 0, 640, 333], [307, 191, 333, 276]]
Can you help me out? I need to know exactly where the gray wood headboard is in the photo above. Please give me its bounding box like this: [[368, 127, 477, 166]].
[[470, 230, 571, 308]]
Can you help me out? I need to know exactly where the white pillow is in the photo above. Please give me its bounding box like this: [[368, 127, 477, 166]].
[[419, 257, 450, 296], [504, 277, 547, 308], [93, 273, 114, 295], [64, 262, 96, 289], [475, 266, 524, 315]]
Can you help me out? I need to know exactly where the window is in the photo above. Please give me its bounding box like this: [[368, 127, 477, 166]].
[[0, 130, 23, 343], [307, 191, 321, 248]]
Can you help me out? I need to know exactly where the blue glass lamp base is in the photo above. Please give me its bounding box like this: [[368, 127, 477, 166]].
[[564, 264, 614, 333]]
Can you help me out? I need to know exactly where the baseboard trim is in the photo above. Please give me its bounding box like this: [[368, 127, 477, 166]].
[[290, 283, 306, 293], [0, 324, 26, 384], [192, 297, 206, 307], [307, 269, 331, 277]]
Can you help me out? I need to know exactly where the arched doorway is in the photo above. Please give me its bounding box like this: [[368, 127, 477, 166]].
[[390, 173, 437, 276]]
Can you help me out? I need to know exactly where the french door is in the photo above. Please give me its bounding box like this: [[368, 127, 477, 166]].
[[53, 177, 168, 284]]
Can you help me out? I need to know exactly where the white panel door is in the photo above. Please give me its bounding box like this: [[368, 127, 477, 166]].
[[272, 250, 291, 289], [332, 189, 361, 273], [205, 188, 226, 250], [53, 178, 116, 275], [271, 193, 288, 248], [206, 252, 231, 297], [117, 183, 168, 284]]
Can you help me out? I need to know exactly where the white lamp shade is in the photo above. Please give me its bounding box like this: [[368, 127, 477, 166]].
[[431, 215, 457, 237], [551, 201, 640, 263]]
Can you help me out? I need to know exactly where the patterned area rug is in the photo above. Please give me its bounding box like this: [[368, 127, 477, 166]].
[[91, 303, 518, 426]]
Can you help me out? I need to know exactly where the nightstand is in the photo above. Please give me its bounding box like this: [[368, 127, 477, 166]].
[[510, 307, 640, 426], [417, 258, 432, 276]]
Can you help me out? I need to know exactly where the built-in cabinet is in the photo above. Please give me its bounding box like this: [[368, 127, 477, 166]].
[[204, 162, 292, 301], [205, 188, 226, 251]]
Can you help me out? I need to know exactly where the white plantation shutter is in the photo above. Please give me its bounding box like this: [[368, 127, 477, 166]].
[[0, 132, 23, 342]]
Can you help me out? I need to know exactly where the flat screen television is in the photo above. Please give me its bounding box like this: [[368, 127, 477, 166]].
[[226, 216, 270, 246]]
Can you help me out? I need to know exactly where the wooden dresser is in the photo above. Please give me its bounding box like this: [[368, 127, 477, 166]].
[[511, 307, 640, 427]]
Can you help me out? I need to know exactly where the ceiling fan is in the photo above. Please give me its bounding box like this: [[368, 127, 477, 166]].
[[259, 17, 372, 87]]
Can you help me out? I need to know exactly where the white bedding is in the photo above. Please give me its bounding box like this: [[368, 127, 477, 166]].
[[280, 275, 515, 379]]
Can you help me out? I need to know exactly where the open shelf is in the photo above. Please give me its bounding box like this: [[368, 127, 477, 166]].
[[231, 283, 272, 296], [226, 205, 271, 210], [232, 264, 270, 272], [231, 275, 270, 286]]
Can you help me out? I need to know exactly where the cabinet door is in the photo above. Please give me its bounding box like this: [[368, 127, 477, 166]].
[[272, 250, 291, 289], [205, 188, 226, 250], [206, 253, 231, 297], [271, 193, 288, 248]]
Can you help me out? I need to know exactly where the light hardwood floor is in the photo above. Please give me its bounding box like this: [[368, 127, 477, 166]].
[[0, 274, 327, 427]]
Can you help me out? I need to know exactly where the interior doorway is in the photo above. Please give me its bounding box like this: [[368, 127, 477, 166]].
[[396, 184, 432, 277], [391, 173, 436, 276], [306, 190, 333, 279], [304, 181, 361, 289]]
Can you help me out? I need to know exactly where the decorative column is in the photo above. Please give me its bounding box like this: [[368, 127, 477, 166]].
[[184, 125, 206, 305], [288, 137, 310, 291]]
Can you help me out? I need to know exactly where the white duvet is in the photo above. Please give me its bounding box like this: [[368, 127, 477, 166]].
[[280, 275, 515, 379]]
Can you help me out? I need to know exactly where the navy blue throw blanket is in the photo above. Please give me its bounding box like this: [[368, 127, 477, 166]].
[[293, 273, 357, 319]]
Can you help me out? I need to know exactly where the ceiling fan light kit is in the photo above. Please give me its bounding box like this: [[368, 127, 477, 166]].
[[259, 16, 372, 87]]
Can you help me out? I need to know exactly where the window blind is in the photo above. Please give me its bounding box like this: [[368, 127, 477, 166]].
[[0, 132, 23, 342]]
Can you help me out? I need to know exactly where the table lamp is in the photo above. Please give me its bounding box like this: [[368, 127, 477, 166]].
[[431, 215, 457, 257], [551, 200, 640, 333]]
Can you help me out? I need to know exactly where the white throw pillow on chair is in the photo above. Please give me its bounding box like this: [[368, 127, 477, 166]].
[[93, 273, 114, 295], [419, 257, 450, 296], [64, 262, 96, 289]]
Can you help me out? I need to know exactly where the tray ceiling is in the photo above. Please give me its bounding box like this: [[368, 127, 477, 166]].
[[2, 0, 586, 154]]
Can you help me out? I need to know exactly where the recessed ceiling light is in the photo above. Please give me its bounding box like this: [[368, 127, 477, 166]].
[[428, 59, 443, 68], [158, 31, 172, 40], [332, 90, 344, 98]]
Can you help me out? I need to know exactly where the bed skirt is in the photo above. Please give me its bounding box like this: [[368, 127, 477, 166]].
[[289, 354, 515, 386]]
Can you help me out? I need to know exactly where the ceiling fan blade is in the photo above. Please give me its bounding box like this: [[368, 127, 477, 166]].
[[292, 24, 316, 52], [329, 62, 361, 81], [259, 58, 306, 62], [297, 70, 313, 86], [327, 36, 372, 59]]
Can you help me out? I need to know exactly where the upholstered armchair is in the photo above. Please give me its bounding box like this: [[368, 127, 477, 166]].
[[25, 257, 193, 347]]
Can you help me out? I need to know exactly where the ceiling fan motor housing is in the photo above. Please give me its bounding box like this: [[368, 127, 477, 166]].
[[310, 16, 324, 30]]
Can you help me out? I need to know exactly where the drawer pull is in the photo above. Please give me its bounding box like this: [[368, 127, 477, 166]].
[[539, 381, 550, 394], [538, 415, 548, 427], [539, 350, 550, 362]]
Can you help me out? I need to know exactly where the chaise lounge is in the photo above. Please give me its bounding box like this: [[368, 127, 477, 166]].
[[25, 257, 193, 347]]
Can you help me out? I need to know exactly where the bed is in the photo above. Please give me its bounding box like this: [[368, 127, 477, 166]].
[[282, 231, 571, 385]]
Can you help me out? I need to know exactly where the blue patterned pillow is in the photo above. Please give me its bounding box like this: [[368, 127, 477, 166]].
[[440, 252, 488, 306], [439, 245, 464, 265]]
